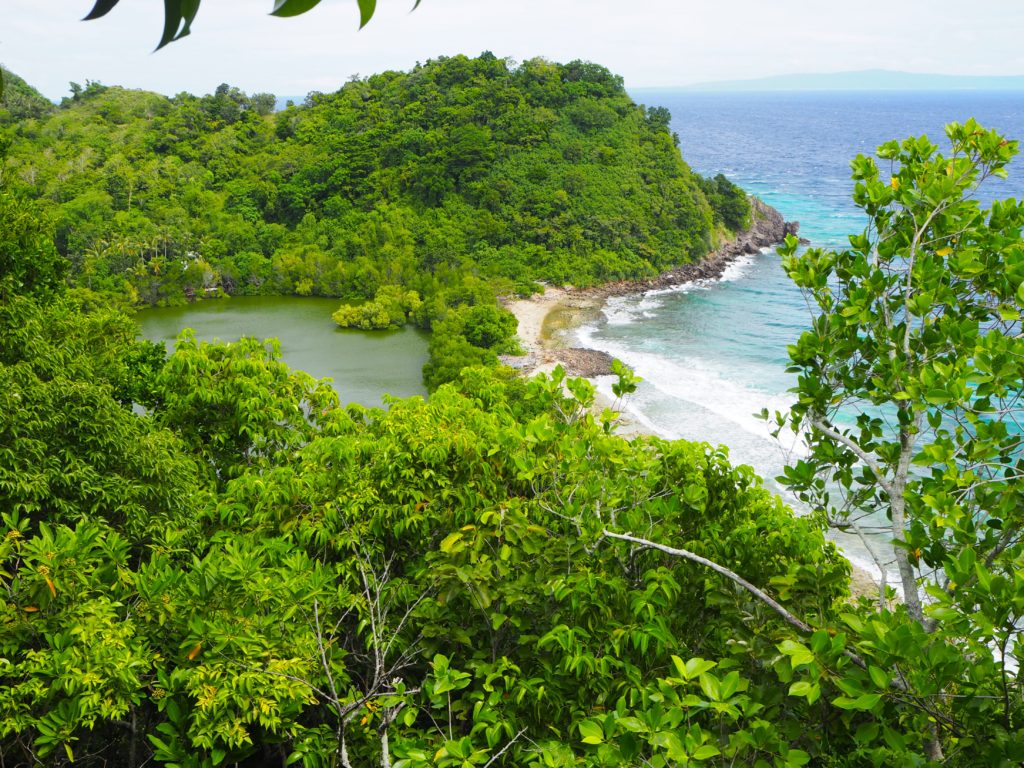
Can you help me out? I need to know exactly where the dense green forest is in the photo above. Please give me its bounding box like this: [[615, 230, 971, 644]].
[[0, 177, 850, 767], [2, 50, 1023, 765], [0, 55, 748, 388]]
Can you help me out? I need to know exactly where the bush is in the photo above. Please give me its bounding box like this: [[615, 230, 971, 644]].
[[332, 285, 422, 330]]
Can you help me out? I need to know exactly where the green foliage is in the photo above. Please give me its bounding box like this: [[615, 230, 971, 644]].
[[698, 173, 751, 232], [1, 226, 850, 764], [0, 190, 67, 302], [0, 520, 155, 763], [3, 55, 739, 383], [0, 264, 201, 549], [0, 67, 55, 123], [769, 120, 1024, 761], [333, 286, 422, 330], [151, 331, 340, 484], [423, 301, 520, 390]]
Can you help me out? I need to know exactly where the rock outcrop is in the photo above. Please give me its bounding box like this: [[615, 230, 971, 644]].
[[558, 348, 616, 377], [502, 197, 800, 380], [577, 197, 800, 299]]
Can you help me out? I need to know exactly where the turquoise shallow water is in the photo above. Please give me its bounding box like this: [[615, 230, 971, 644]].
[[586, 91, 1024, 573]]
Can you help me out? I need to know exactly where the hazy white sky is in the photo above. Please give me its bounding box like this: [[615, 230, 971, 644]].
[[3, 0, 1022, 100]]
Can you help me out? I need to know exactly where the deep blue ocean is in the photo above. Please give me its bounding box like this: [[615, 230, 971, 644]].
[[584, 91, 1024, 572]]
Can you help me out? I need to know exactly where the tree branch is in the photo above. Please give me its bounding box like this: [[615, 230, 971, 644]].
[[601, 529, 814, 634], [810, 417, 896, 498], [599, 528, 911, 688], [482, 727, 528, 768]]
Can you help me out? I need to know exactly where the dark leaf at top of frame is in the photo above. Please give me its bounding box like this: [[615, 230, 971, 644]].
[[156, 0, 200, 50], [82, 0, 121, 21], [271, 0, 325, 18], [357, 0, 377, 29]]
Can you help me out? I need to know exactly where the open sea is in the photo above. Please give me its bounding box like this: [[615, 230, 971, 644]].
[[584, 90, 1024, 575]]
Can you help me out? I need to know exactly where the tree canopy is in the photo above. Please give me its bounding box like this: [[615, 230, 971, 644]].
[[766, 120, 1024, 761], [3, 44, 1021, 765], [1, 55, 748, 388], [1, 184, 851, 766]]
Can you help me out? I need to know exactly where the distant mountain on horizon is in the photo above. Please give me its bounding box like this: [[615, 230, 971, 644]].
[[653, 69, 1024, 92]]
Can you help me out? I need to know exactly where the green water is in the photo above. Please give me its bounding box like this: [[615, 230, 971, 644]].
[[137, 296, 429, 408]]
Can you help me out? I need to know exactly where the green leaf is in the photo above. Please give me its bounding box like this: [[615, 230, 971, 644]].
[[83, 0, 121, 20], [439, 531, 463, 552], [671, 656, 715, 680], [616, 716, 647, 733], [925, 605, 960, 622], [833, 693, 881, 711], [867, 666, 889, 690], [692, 744, 721, 760], [854, 723, 880, 743], [719, 670, 740, 700], [788, 680, 820, 703], [698, 672, 720, 701], [778, 639, 815, 667], [579, 720, 604, 745], [271, 0, 324, 18], [357, 0, 376, 27], [157, 0, 184, 49]]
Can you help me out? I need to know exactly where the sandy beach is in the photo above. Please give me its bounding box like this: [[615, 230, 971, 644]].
[[500, 286, 572, 376], [501, 287, 602, 374]]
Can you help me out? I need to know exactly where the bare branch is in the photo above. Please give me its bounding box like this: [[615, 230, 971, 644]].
[[599, 528, 911, 688], [601, 529, 814, 634], [482, 727, 528, 768]]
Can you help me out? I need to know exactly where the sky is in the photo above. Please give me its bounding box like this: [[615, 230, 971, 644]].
[[2, 0, 1023, 100]]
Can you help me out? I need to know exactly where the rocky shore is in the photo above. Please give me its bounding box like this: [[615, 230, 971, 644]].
[[571, 197, 801, 303], [501, 198, 800, 378]]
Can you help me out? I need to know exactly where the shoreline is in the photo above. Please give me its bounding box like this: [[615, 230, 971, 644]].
[[502, 197, 798, 380]]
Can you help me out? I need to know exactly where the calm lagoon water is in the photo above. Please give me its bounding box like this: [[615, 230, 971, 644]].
[[137, 296, 428, 408]]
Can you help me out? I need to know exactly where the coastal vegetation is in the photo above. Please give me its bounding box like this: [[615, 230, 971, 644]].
[[1, 52, 1022, 765], [1, 185, 848, 765], [0, 55, 748, 388]]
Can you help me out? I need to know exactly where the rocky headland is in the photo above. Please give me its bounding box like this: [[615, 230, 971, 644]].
[[502, 198, 800, 378]]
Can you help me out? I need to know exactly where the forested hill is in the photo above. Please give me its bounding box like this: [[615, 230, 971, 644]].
[[1, 54, 747, 304], [0, 67, 54, 122]]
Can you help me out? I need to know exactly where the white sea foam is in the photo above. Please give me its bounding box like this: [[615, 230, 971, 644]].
[[601, 293, 669, 325], [605, 250, 768, 327], [591, 375, 678, 440], [717, 252, 758, 282], [579, 322, 792, 448], [587, 329, 895, 585], [576, 247, 901, 586]]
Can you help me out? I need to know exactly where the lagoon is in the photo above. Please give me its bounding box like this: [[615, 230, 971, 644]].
[[137, 296, 429, 408]]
